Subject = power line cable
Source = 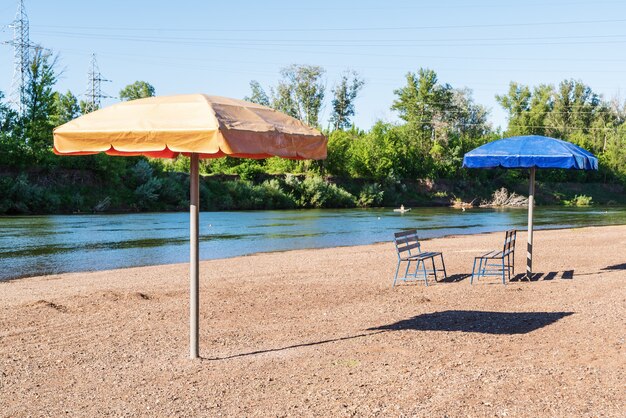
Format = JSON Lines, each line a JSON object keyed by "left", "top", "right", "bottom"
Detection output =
{"left": 30, "top": 17, "right": 626, "bottom": 33}
{"left": 30, "top": 29, "right": 626, "bottom": 46}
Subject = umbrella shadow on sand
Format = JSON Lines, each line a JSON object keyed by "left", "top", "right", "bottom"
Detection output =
{"left": 571, "top": 264, "right": 625, "bottom": 278}
{"left": 603, "top": 263, "right": 626, "bottom": 271}
{"left": 204, "top": 331, "right": 386, "bottom": 361}
{"left": 206, "top": 310, "right": 573, "bottom": 361}
{"left": 368, "top": 310, "right": 574, "bottom": 335}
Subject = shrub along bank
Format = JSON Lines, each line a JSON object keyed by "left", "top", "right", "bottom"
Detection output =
{"left": 1, "top": 159, "right": 624, "bottom": 215}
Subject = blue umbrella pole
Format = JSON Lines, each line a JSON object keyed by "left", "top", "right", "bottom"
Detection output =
{"left": 190, "top": 153, "right": 200, "bottom": 359}
{"left": 526, "top": 167, "right": 536, "bottom": 279}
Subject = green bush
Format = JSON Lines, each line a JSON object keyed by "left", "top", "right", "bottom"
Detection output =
{"left": 257, "top": 179, "right": 297, "bottom": 209}
{"left": 159, "top": 175, "right": 186, "bottom": 209}
{"left": 563, "top": 194, "right": 593, "bottom": 207}
{"left": 0, "top": 173, "right": 62, "bottom": 214}
{"left": 298, "top": 176, "right": 355, "bottom": 208}
{"left": 234, "top": 161, "right": 265, "bottom": 182}
{"left": 326, "top": 130, "right": 359, "bottom": 176}
{"left": 357, "top": 183, "right": 384, "bottom": 207}
{"left": 264, "top": 157, "right": 297, "bottom": 174}
{"left": 132, "top": 159, "right": 154, "bottom": 184}
{"left": 134, "top": 177, "right": 162, "bottom": 209}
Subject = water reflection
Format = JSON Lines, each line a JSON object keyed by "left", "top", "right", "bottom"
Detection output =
{"left": 1, "top": 207, "right": 625, "bottom": 281}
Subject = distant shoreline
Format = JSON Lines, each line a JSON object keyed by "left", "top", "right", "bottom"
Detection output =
{"left": 1, "top": 202, "right": 624, "bottom": 217}
{"left": 3, "top": 222, "right": 626, "bottom": 283}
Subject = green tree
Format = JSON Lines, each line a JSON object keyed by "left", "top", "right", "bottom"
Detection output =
{"left": 391, "top": 68, "right": 454, "bottom": 152}
{"left": 391, "top": 69, "right": 453, "bottom": 124}
{"left": 119, "top": 81, "right": 156, "bottom": 101}
{"left": 272, "top": 64, "right": 326, "bottom": 127}
{"left": 0, "top": 90, "right": 25, "bottom": 167}
{"left": 350, "top": 121, "right": 413, "bottom": 180}
{"left": 329, "top": 70, "right": 364, "bottom": 130}
{"left": 22, "top": 47, "right": 58, "bottom": 150}
{"left": 0, "top": 91, "right": 17, "bottom": 133}
{"left": 79, "top": 99, "right": 95, "bottom": 115}
{"left": 325, "top": 129, "right": 359, "bottom": 176}
{"left": 51, "top": 90, "right": 80, "bottom": 126}
{"left": 244, "top": 80, "right": 270, "bottom": 106}
{"left": 495, "top": 82, "right": 533, "bottom": 136}
{"left": 438, "top": 88, "right": 490, "bottom": 143}
{"left": 270, "top": 82, "right": 299, "bottom": 119}
{"left": 525, "top": 84, "right": 553, "bottom": 136}
{"left": 496, "top": 79, "right": 626, "bottom": 186}
{"left": 600, "top": 124, "right": 626, "bottom": 182}
{"left": 546, "top": 79, "right": 600, "bottom": 138}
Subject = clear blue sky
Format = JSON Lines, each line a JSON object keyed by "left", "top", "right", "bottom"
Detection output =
{"left": 1, "top": 0, "right": 625, "bottom": 130}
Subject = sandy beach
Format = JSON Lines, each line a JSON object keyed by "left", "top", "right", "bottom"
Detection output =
{"left": 1, "top": 225, "right": 624, "bottom": 417}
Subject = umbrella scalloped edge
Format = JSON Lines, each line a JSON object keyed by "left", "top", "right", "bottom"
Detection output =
{"left": 52, "top": 145, "right": 307, "bottom": 160}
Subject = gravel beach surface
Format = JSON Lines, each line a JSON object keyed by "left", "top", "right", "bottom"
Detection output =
{"left": 1, "top": 225, "right": 624, "bottom": 417}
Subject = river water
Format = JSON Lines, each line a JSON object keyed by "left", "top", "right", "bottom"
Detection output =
{"left": 1, "top": 206, "right": 625, "bottom": 281}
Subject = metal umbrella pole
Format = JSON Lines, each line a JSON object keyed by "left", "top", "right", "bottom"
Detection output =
{"left": 526, "top": 167, "right": 536, "bottom": 279}
{"left": 190, "top": 153, "right": 200, "bottom": 359}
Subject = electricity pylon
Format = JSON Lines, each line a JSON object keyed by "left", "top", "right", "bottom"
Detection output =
{"left": 83, "top": 53, "right": 111, "bottom": 113}
{"left": 5, "top": 0, "right": 37, "bottom": 115}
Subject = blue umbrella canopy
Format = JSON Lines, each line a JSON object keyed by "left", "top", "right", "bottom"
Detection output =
{"left": 462, "top": 135, "right": 598, "bottom": 170}
{"left": 462, "top": 135, "right": 598, "bottom": 281}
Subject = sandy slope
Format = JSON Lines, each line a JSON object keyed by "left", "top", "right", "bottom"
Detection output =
{"left": 1, "top": 225, "right": 625, "bottom": 417}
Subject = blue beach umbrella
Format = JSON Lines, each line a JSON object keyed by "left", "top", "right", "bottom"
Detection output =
{"left": 463, "top": 135, "right": 598, "bottom": 278}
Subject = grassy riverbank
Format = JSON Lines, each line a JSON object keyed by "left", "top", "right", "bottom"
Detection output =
{"left": 1, "top": 161, "right": 624, "bottom": 215}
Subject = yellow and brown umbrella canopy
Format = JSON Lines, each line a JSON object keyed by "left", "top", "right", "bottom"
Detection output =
{"left": 54, "top": 94, "right": 326, "bottom": 160}
{"left": 53, "top": 94, "right": 326, "bottom": 359}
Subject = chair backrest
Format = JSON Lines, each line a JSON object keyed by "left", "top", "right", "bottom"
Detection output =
{"left": 502, "top": 229, "right": 516, "bottom": 256}
{"left": 394, "top": 229, "right": 422, "bottom": 258}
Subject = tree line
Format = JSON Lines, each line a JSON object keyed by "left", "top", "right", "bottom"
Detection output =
{"left": 0, "top": 49, "right": 625, "bottom": 214}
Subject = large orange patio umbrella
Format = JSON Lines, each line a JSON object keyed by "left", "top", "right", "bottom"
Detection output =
{"left": 53, "top": 94, "right": 327, "bottom": 359}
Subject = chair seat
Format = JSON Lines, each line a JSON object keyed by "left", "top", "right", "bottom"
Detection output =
{"left": 402, "top": 251, "right": 441, "bottom": 261}
{"left": 475, "top": 250, "right": 503, "bottom": 259}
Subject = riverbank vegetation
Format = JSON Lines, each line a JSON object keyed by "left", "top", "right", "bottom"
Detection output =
{"left": 1, "top": 48, "right": 625, "bottom": 214}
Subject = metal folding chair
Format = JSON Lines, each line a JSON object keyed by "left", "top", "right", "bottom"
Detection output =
{"left": 471, "top": 229, "right": 517, "bottom": 285}
{"left": 393, "top": 230, "right": 447, "bottom": 287}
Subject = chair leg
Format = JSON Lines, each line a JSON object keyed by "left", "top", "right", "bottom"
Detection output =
{"left": 421, "top": 260, "right": 429, "bottom": 286}
{"left": 393, "top": 259, "right": 401, "bottom": 287}
{"left": 506, "top": 253, "right": 512, "bottom": 282}
{"left": 478, "top": 257, "right": 485, "bottom": 280}
{"left": 506, "top": 260, "right": 511, "bottom": 282}
{"left": 473, "top": 258, "right": 483, "bottom": 284}
{"left": 480, "top": 257, "right": 487, "bottom": 278}
{"left": 412, "top": 260, "right": 421, "bottom": 279}
{"left": 404, "top": 259, "right": 411, "bottom": 280}
{"left": 471, "top": 257, "right": 477, "bottom": 284}
{"left": 431, "top": 257, "right": 438, "bottom": 282}
{"left": 440, "top": 254, "right": 448, "bottom": 279}
{"left": 512, "top": 252, "right": 515, "bottom": 276}
{"left": 501, "top": 257, "right": 506, "bottom": 285}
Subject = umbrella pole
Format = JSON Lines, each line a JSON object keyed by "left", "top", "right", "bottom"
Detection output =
{"left": 190, "top": 153, "right": 200, "bottom": 359}
{"left": 526, "top": 167, "right": 536, "bottom": 280}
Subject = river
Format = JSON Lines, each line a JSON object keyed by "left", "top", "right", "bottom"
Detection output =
{"left": 1, "top": 206, "right": 625, "bottom": 281}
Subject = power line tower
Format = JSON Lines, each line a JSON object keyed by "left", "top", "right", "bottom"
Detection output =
{"left": 83, "top": 53, "right": 111, "bottom": 113}
{"left": 5, "top": 0, "right": 37, "bottom": 115}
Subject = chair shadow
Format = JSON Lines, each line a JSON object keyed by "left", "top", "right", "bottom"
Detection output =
{"left": 438, "top": 273, "right": 471, "bottom": 283}
{"left": 368, "top": 310, "right": 574, "bottom": 335}
{"left": 509, "top": 270, "right": 574, "bottom": 282}
{"left": 603, "top": 263, "right": 626, "bottom": 271}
